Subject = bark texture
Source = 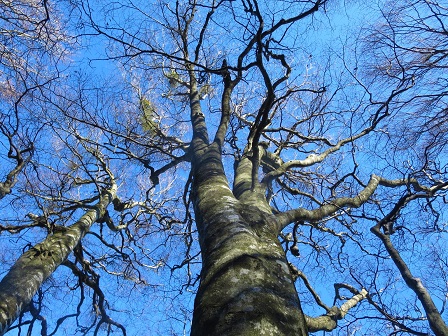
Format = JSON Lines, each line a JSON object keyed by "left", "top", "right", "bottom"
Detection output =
{"left": 0, "top": 187, "right": 115, "bottom": 335}
{"left": 190, "top": 145, "right": 308, "bottom": 336}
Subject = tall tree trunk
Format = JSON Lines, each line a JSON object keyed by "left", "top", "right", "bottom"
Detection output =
{"left": 0, "top": 186, "right": 116, "bottom": 335}
{"left": 190, "top": 145, "right": 308, "bottom": 335}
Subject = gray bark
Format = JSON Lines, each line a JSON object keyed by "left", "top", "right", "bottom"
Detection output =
{"left": 0, "top": 186, "right": 116, "bottom": 335}
{"left": 371, "top": 225, "right": 448, "bottom": 336}
{"left": 0, "top": 158, "right": 28, "bottom": 200}
{"left": 190, "top": 144, "right": 308, "bottom": 335}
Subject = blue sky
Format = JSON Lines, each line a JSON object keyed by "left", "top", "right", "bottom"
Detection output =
{"left": 2, "top": 0, "right": 448, "bottom": 335}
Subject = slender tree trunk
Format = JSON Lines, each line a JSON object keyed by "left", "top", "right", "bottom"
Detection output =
{"left": 372, "top": 225, "right": 448, "bottom": 336}
{"left": 190, "top": 145, "right": 308, "bottom": 335}
{"left": 0, "top": 187, "right": 115, "bottom": 335}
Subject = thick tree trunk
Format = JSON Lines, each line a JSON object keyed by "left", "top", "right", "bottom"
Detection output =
{"left": 0, "top": 187, "right": 115, "bottom": 335}
{"left": 190, "top": 145, "right": 308, "bottom": 335}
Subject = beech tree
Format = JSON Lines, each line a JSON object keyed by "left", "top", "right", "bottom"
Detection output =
{"left": 0, "top": 0, "right": 67, "bottom": 198}
{"left": 0, "top": 0, "right": 447, "bottom": 335}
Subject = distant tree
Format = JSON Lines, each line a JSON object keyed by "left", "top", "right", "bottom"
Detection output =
{"left": 0, "top": 0, "right": 69, "bottom": 198}
{"left": 0, "top": 1, "right": 447, "bottom": 335}
{"left": 0, "top": 145, "right": 119, "bottom": 334}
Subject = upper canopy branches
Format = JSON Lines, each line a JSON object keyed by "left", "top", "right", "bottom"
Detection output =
{"left": 2, "top": 0, "right": 447, "bottom": 334}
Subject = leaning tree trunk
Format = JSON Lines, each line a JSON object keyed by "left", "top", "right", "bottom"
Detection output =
{"left": 0, "top": 186, "right": 116, "bottom": 335}
{"left": 190, "top": 144, "right": 308, "bottom": 336}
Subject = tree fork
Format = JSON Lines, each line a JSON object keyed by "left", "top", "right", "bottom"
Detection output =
{"left": 190, "top": 146, "right": 308, "bottom": 335}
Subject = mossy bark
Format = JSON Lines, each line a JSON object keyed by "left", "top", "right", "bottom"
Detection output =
{"left": 190, "top": 145, "right": 308, "bottom": 335}
{"left": 0, "top": 187, "right": 115, "bottom": 335}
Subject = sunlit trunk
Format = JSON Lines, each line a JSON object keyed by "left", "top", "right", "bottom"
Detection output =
{"left": 0, "top": 187, "right": 115, "bottom": 335}
{"left": 190, "top": 145, "right": 308, "bottom": 336}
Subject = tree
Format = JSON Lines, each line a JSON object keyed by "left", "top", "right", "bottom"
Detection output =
{"left": 0, "top": 0, "right": 68, "bottom": 199}
{"left": 0, "top": 0, "right": 447, "bottom": 335}
{"left": 0, "top": 151, "right": 118, "bottom": 334}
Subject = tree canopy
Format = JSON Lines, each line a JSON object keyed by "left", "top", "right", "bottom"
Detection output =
{"left": 0, "top": 0, "right": 447, "bottom": 335}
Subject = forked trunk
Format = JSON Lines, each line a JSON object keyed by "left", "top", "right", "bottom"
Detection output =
{"left": 190, "top": 146, "right": 308, "bottom": 335}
